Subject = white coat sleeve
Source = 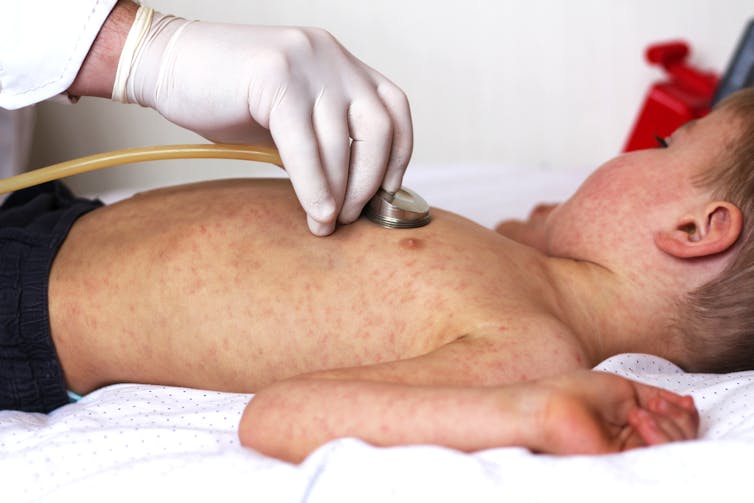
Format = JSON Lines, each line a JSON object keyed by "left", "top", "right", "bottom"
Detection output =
{"left": 0, "top": 0, "right": 118, "bottom": 110}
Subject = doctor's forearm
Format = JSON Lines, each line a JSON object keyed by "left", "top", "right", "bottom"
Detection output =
{"left": 67, "top": 0, "right": 137, "bottom": 99}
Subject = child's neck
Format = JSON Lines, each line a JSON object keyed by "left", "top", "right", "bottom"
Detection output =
{"left": 540, "top": 254, "right": 683, "bottom": 367}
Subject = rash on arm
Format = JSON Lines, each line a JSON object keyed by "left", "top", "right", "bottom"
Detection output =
{"left": 238, "top": 345, "right": 699, "bottom": 463}
{"left": 239, "top": 378, "right": 536, "bottom": 463}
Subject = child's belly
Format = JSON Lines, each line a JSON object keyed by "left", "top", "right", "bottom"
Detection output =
{"left": 50, "top": 179, "right": 547, "bottom": 392}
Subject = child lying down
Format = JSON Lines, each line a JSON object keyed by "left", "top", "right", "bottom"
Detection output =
{"left": 6, "top": 88, "right": 754, "bottom": 463}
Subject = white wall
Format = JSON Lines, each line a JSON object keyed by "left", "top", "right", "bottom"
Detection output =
{"left": 29, "top": 0, "right": 754, "bottom": 195}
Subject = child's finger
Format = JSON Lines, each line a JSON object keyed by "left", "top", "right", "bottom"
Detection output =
{"left": 628, "top": 408, "right": 682, "bottom": 446}
{"left": 628, "top": 408, "right": 665, "bottom": 445}
{"left": 619, "top": 427, "right": 647, "bottom": 451}
{"left": 648, "top": 396, "right": 699, "bottom": 440}
{"left": 634, "top": 385, "right": 698, "bottom": 423}
{"left": 647, "top": 404, "right": 688, "bottom": 442}
{"left": 658, "top": 389, "right": 697, "bottom": 414}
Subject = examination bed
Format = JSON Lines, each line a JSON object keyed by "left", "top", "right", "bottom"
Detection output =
{"left": 2, "top": 161, "right": 751, "bottom": 501}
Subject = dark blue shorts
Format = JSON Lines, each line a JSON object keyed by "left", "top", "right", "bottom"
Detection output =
{"left": 0, "top": 182, "right": 102, "bottom": 413}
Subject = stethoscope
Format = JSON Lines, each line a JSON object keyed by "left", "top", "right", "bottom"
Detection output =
{"left": 0, "top": 143, "right": 432, "bottom": 230}
{"left": 363, "top": 187, "right": 431, "bottom": 229}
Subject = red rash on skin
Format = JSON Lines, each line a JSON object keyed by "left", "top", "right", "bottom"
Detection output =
{"left": 49, "top": 178, "right": 591, "bottom": 395}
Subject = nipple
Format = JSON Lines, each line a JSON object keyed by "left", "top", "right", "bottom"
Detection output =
{"left": 399, "top": 237, "right": 423, "bottom": 250}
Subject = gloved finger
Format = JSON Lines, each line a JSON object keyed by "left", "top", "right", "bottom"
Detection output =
{"left": 306, "top": 214, "right": 334, "bottom": 237}
{"left": 269, "top": 99, "right": 336, "bottom": 235}
{"left": 312, "top": 94, "right": 351, "bottom": 216}
{"left": 374, "top": 79, "right": 413, "bottom": 193}
{"left": 339, "top": 97, "right": 393, "bottom": 224}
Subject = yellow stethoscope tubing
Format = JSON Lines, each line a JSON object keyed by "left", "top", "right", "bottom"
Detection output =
{"left": 0, "top": 144, "right": 284, "bottom": 194}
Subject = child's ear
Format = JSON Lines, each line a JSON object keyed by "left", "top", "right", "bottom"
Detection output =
{"left": 654, "top": 202, "right": 743, "bottom": 259}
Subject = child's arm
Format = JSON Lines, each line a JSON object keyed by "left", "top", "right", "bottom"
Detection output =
{"left": 239, "top": 369, "right": 698, "bottom": 463}
{"left": 495, "top": 203, "right": 558, "bottom": 251}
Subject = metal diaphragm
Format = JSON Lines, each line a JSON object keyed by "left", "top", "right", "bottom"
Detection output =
{"left": 363, "top": 187, "right": 432, "bottom": 229}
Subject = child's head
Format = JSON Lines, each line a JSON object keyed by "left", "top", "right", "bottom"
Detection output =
{"left": 539, "top": 93, "right": 740, "bottom": 281}
{"left": 675, "top": 87, "right": 754, "bottom": 372}
{"left": 496, "top": 88, "right": 754, "bottom": 373}
{"left": 529, "top": 87, "right": 754, "bottom": 372}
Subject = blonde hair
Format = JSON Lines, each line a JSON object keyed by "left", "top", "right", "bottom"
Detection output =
{"left": 679, "top": 87, "right": 754, "bottom": 372}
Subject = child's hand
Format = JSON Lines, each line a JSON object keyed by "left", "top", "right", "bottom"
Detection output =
{"left": 495, "top": 203, "right": 558, "bottom": 252}
{"left": 524, "top": 370, "right": 699, "bottom": 455}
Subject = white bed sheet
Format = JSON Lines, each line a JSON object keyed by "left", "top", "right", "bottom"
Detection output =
{"left": 3, "top": 354, "right": 753, "bottom": 501}
{"left": 2, "top": 163, "right": 751, "bottom": 501}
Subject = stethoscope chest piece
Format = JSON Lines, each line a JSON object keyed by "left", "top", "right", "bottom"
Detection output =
{"left": 364, "top": 186, "right": 431, "bottom": 229}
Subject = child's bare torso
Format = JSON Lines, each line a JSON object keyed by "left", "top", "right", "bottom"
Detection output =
{"left": 49, "top": 179, "right": 588, "bottom": 394}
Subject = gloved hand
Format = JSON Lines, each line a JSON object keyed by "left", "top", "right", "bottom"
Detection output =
{"left": 115, "top": 8, "right": 413, "bottom": 236}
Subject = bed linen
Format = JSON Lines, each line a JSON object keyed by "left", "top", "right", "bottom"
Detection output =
{"left": 3, "top": 354, "right": 753, "bottom": 501}
{"left": 2, "top": 162, "right": 751, "bottom": 501}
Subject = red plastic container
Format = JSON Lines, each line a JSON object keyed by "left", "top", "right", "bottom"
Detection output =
{"left": 623, "top": 41, "right": 718, "bottom": 152}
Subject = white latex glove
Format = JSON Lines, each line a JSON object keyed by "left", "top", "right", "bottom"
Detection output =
{"left": 118, "top": 10, "right": 413, "bottom": 236}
